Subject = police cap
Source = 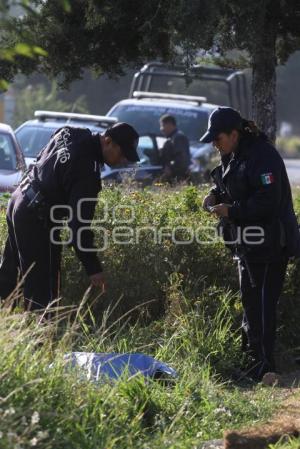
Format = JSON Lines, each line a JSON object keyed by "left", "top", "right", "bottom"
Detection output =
{"left": 105, "top": 122, "right": 140, "bottom": 162}
{"left": 200, "top": 107, "right": 243, "bottom": 143}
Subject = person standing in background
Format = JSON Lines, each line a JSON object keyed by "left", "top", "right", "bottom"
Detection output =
{"left": 159, "top": 114, "right": 191, "bottom": 183}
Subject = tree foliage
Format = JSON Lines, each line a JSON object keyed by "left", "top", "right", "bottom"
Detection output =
{"left": 1, "top": 1, "right": 169, "bottom": 86}
{"left": 0, "top": 0, "right": 220, "bottom": 86}
{"left": 216, "top": 0, "right": 300, "bottom": 60}
{"left": 0, "top": 1, "right": 48, "bottom": 89}
{"left": 1, "top": 0, "right": 300, "bottom": 137}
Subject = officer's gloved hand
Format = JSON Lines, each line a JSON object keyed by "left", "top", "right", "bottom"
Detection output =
{"left": 89, "top": 272, "right": 107, "bottom": 293}
{"left": 202, "top": 194, "right": 217, "bottom": 212}
{"left": 210, "top": 203, "right": 231, "bottom": 218}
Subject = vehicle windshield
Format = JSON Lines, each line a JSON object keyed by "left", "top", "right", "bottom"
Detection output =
{"left": 0, "top": 132, "right": 17, "bottom": 170}
{"left": 16, "top": 126, "right": 56, "bottom": 158}
{"left": 109, "top": 104, "right": 209, "bottom": 141}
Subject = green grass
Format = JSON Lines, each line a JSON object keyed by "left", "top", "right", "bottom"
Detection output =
{"left": 0, "top": 296, "right": 277, "bottom": 449}
{"left": 277, "top": 136, "right": 300, "bottom": 158}
{"left": 269, "top": 438, "right": 300, "bottom": 449}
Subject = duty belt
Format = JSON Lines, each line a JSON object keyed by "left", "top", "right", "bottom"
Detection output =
{"left": 21, "top": 182, "right": 49, "bottom": 222}
{"left": 21, "top": 182, "right": 42, "bottom": 207}
{"left": 22, "top": 185, "right": 39, "bottom": 203}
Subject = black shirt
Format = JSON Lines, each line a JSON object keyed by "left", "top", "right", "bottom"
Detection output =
{"left": 161, "top": 129, "right": 191, "bottom": 177}
{"left": 210, "top": 134, "right": 300, "bottom": 261}
{"left": 26, "top": 126, "right": 103, "bottom": 275}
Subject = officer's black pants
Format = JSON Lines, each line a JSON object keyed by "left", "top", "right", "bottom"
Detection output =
{"left": 238, "top": 256, "right": 288, "bottom": 377}
{"left": 0, "top": 187, "right": 61, "bottom": 311}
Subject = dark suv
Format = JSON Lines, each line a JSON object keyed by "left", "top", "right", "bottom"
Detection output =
{"left": 107, "top": 91, "right": 219, "bottom": 176}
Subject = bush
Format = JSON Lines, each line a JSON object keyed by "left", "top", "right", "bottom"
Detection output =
{"left": 0, "top": 185, "right": 300, "bottom": 347}
{"left": 276, "top": 136, "right": 300, "bottom": 157}
{"left": 59, "top": 185, "right": 238, "bottom": 321}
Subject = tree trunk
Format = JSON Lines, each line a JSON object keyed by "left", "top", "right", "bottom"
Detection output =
{"left": 251, "top": 18, "right": 277, "bottom": 143}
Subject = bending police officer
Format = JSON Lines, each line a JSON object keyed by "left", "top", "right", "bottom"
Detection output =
{"left": 201, "top": 107, "right": 300, "bottom": 381}
{"left": 0, "top": 122, "right": 139, "bottom": 311}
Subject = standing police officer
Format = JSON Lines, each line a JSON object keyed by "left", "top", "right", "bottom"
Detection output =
{"left": 159, "top": 114, "right": 191, "bottom": 182}
{"left": 201, "top": 107, "right": 300, "bottom": 381}
{"left": 0, "top": 122, "right": 139, "bottom": 311}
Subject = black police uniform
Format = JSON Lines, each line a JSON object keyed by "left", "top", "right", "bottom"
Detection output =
{"left": 0, "top": 126, "right": 103, "bottom": 310}
{"left": 210, "top": 133, "right": 300, "bottom": 379}
{"left": 161, "top": 129, "right": 191, "bottom": 181}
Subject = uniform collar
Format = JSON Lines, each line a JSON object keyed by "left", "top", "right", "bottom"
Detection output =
{"left": 234, "top": 135, "right": 256, "bottom": 160}
{"left": 222, "top": 148, "right": 244, "bottom": 179}
{"left": 211, "top": 138, "right": 250, "bottom": 179}
{"left": 167, "top": 128, "right": 178, "bottom": 138}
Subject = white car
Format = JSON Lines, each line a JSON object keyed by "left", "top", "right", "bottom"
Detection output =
{"left": 15, "top": 111, "right": 117, "bottom": 168}
{"left": 0, "top": 123, "right": 26, "bottom": 193}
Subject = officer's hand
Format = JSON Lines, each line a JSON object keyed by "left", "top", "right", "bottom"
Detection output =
{"left": 202, "top": 194, "right": 217, "bottom": 212}
{"left": 161, "top": 166, "right": 172, "bottom": 181}
{"left": 210, "top": 203, "right": 230, "bottom": 218}
{"left": 89, "top": 272, "right": 107, "bottom": 293}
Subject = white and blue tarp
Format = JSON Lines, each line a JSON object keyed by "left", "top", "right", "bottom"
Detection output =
{"left": 63, "top": 352, "right": 178, "bottom": 382}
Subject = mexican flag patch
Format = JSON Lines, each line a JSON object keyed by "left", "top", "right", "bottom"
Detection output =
{"left": 261, "top": 173, "right": 274, "bottom": 185}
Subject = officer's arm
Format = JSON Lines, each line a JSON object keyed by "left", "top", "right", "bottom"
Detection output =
{"left": 209, "top": 167, "right": 223, "bottom": 204}
{"left": 228, "top": 148, "right": 283, "bottom": 221}
{"left": 66, "top": 157, "right": 102, "bottom": 276}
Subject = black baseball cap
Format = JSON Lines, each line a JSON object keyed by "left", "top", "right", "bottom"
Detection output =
{"left": 105, "top": 122, "right": 140, "bottom": 162}
{"left": 200, "top": 107, "right": 243, "bottom": 143}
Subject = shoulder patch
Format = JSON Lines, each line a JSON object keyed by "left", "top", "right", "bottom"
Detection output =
{"left": 261, "top": 173, "right": 274, "bottom": 185}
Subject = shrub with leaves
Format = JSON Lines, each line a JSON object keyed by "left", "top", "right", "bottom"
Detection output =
{"left": 0, "top": 184, "right": 299, "bottom": 346}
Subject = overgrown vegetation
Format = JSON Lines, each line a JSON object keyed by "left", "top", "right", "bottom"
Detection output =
{"left": 13, "top": 81, "right": 88, "bottom": 128}
{"left": 277, "top": 136, "right": 300, "bottom": 158}
{"left": 270, "top": 437, "right": 300, "bottom": 449}
{"left": 0, "top": 292, "right": 277, "bottom": 449}
{"left": 0, "top": 184, "right": 299, "bottom": 448}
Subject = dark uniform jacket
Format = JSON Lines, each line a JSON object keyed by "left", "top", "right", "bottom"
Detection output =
{"left": 210, "top": 134, "right": 300, "bottom": 262}
{"left": 161, "top": 129, "right": 191, "bottom": 179}
{"left": 22, "top": 126, "right": 103, "bottom": 275}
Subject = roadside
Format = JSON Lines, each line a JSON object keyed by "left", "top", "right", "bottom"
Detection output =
{"left": 202, "top": 371, "right": 300, "bottom": 449}
{"left": 284, "top": 158, "right": 300, "bottom": 185}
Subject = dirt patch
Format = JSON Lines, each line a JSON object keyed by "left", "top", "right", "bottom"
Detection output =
{"left": 224, "top": 375, "right": 300, "bottom": 449}
{"left": 224, "top": 419, "right": 299, "bottom": 449}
